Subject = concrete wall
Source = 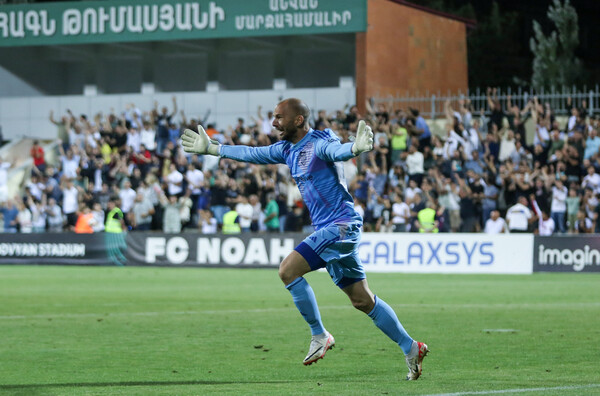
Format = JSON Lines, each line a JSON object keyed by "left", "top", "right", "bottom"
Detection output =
{"left": 0, "top": 66, "right": 43, "bottom": 97}
{"left": 0, "top": 87, "right": 355, "bottom": 140}
{"left": 357, "top": 0, "right": 468, "bottom": 112}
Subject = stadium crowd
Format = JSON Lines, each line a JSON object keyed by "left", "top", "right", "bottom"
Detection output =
{"left": 1, "top": 88, "right": 599, "bottom": 235}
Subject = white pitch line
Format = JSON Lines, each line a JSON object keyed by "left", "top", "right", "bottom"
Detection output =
{"left": 1, "top": 301, "right": 599, "bottom": 321}
{"left": 24, "top": 301, "right": 600, "bottom": 310}
{"left": 423, "top": 383, "right": 600, "bottom": 396}
{"left": 0, "top": 305, "right": 352, "bottom": 320}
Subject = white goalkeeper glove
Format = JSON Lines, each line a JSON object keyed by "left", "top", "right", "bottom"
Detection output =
{"left": 352, "top": 120, "right": 374, "bottom": 155}
{"left": 181, "top": 126, "right": 221, "bottom": 156}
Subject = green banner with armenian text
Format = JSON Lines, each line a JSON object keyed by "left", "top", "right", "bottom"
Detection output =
{"left": 0, "top": 0, "right": 367, "bottom": 47}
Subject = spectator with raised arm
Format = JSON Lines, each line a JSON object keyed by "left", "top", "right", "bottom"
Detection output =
{"left": 486, "top": 87, "right": 505, "bottom": 132}
{"left": 506, "top": 196, "right": 533, "bottom": 233}
{"left": 30, "top": 140, "right": 46, "bottom": 175}
{"left": 49, "top": 110, "right": 71, "bottom": 148}
{"left": 0, "top": 156, "right": 16, "bottom": 204}
{"left": 16, "top": 198, "right": 33, "bottom": 233}
{"left": 159, "top": 191, "right": 183, "bottom": 234}
{"left": 153, "top": 96, "right": 178, "bottom": 154}
{"left": 22, "top": 96, "right": 595, "bottom": 236}
{"left": 531, "top": 194, "right": 555, "bottom": 236}
{"left": 131, "top": 191, "right": 154, "bottom": 231}
{"left": 28, "top": 194, "right": 47, "bottom": 233}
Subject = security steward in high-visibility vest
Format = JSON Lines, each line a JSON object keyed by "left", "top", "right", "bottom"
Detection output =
{"left": 105, "top": 200, "right": 126, "bottom": 233}
{"left": 416, "top": 202, "right": 439, "bottom": 233}
{"left": 222, "top": 205, "right": 241, "bottom": 234}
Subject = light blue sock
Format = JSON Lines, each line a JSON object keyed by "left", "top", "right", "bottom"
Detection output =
{"left": 367, "top": 296, "right": 414, "bottom": 354}
{"left": 286, "top": 277, "right": 326, "bottom": 336}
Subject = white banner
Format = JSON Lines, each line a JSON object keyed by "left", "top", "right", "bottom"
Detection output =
{"left": 358, "top": 233, "right": 533, "bottom": 274}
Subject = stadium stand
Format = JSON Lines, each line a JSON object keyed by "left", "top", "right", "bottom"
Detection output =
{"left": 1, "top": 91, "right": 599, "bottom": 235}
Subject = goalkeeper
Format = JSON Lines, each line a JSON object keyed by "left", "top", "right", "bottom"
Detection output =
{"left": 181, "top": 98, "right": 428, "bottom": 380}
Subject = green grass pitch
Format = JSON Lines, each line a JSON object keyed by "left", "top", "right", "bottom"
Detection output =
{"left": 1, "top": 266, "right": 599, "bottom": 395}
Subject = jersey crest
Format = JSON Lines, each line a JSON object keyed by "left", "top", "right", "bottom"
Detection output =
{"left": 297, "top": 142, "right": 314, "bottom": 172}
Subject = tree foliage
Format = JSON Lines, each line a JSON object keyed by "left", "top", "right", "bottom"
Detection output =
{"left": 413, "top": 1, "right": 523, "bottom": 89}
{"left": 530, "top": 0, "right": 583, "bottom": 89}
{"left": 466, "top": 2, "right": 523, "bottom": 89}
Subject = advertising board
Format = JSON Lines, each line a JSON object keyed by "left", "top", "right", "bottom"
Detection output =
{"left": 533, "top": 236, "right": 600, "bottom": 273}
{"left": 359, "top": 233, "right": 534, "bottom": 274}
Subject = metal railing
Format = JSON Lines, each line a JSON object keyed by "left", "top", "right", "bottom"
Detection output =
{"left": 372, "top": 85, "right": 600, "bottom": 119}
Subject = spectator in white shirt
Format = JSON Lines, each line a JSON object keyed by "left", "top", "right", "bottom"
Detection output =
{"left": 249, "top": 194, "right": 262, "bottom": 232}
{"left": 550, "top": 179, "right": 567, "bottom": 233}
{"left": 354, "top": 197, "right": 365, "bottom": 219}
{"left": 506, "top": 196, "right": 532, "bottom": 233}
{"left": 582, "top": 166, "right": 600, "bottom": 195}
{"left": 391, "top": 194, "right": 410, "bottom": 232}
{"left": 467, "top": 119, "right": 481, "bottom": 151}
{"left": 61, "top": 178, "right": 81, "bottom": 230}
{"left": 457, "top": 124, "right": 474, "bottom": 160}
{"left": 91, "top": 202, "right": 105, "bottom": 232}
{"left": 235, "top": 195, "right": 254, "bottom": 232}
{"left": 437, "top": 179, "right": 461, "bottom": 232}
{"left": 131, "top": 192, "right": 154, "bottom": 231}
{"left": 532, "top": 198, "right": 555, "bottom": 236}
{"left": 442, "top": 124, "right": 465, "bottom": 160}
{"left": 534, "top": 119, "right": 550, "bottom": 147}
{"left": 166, "top": 163, "right": 184, "bottom": 196}
{"left": 16, "top": 199, "right": 33, "bottom": 233}
{"left": 45, "top": 197, "right": 63, "bottom": 232}
{"left": 484, "top": 210, "right": 508, "bottom": 234}
{"left": 58, "top": 146, "right": 81, "bottom": 180}
{"left": 0, "top": 157, "right": 14, "bottom": 204}
{"left": 126, "top": 127, "right": 141, "bottom": 153}
{"left": 25, "top": 175, "right": 45, "bottom": 202}
{"left": 567, "top": 107, "right": 578, "bottom": 132}
{"left": 199, "top": 209, "right": 218, "bottom": 234}
{"left": 256, "top": 105, "right": 275, "bottom": 137}
{"left": 118, "top": 180, "right": 137, "bottom": 216}
{"left": 185, "top": 163, "right": 204, "bottom": 214}
{"left": 406, "top": 144, "right": 424, "bottom": 186}
{"left": 404, "top": 179, "right": 422, "bottom": 203}
{"left": 499, "top": 129, "right": 517, "bottom": 162}
{"left": 27, "top": 195, "right": 47, "bottom": 233}
{"left": 140, "top": 120, "right": 156, "bottom": 151}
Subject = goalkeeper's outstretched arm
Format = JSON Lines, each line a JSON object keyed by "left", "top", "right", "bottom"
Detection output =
{"left": 312, "top": 120, "right": 375, "bottom": 163}
{"left": 181, "top": 126, "right": 285, "bottom": 164}
{"left": 181, "top": 126, "right": 221, "bottom": 156}
{"left": 352, "top": 120, "right": 374, "bottom": 156}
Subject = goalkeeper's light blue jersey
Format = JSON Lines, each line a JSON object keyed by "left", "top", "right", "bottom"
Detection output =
{"left": 220, "top": 128, "right": 362, "bottom": 230}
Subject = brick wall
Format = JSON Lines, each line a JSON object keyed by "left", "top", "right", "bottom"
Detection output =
{"left": 357, "top": 0, "right": 468, "bottom": 113}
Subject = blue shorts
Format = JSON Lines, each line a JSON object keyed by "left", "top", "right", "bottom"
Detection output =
{"left": 295, "top": 221, "right": 365, "bottom": 289}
